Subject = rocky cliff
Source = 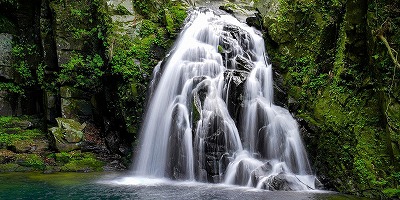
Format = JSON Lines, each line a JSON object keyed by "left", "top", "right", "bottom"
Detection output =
{"left": 256, "top": 0, "right": 400, "bottom": 198}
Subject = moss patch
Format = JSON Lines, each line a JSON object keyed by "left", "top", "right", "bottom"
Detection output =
{"left": 48, "top": 151, "right": 104, "bottom": 172}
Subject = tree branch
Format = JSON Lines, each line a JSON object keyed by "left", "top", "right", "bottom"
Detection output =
{"left": 378, "top": 34, "right": 400, "bottom": 69}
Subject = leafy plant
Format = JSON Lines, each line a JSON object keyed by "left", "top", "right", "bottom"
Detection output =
{"left": 57, "top": 54, "right": 104, "bottom": 91}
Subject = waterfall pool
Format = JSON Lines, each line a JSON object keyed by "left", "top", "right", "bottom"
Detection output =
{"left": 0, "top": 172, "right": 367, "bottom": 200}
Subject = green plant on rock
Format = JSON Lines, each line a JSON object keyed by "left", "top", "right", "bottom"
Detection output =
{"left": 57, "top": 53, "right": 104, "bottom": 91}
{"left": 11, "top": 43, "right": 41, "bottom": 88}
{"left": 105, "top": 0, "right": 187, "bottom": 137}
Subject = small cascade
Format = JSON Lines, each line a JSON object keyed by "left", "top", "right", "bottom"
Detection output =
{"left": 134, "top": 8, "right": 317, "bottom": 190}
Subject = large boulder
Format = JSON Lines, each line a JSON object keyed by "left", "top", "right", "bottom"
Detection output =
{"left": 49, "top": 118, "right": 86, "bottom": 152}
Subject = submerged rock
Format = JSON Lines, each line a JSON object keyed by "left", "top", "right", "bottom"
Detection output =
{"left": 263, "top": 174, "right": 315, "bottom": 191}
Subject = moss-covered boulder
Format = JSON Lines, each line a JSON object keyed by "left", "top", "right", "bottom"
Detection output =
{"left": 49, "top": 118, "right": 86, "bottom": 152}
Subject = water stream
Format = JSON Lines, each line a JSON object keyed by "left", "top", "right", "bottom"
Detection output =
{"left": 134, "top": 8, "right": 316, "bottom": 190}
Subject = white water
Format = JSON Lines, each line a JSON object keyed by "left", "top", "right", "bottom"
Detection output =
{"left": 134, "top": 8, "right": 316, "bottom": 190}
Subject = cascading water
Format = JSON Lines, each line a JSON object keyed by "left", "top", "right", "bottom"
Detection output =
{"left": 134, "top": 8, "right": 317, "bottom": 190}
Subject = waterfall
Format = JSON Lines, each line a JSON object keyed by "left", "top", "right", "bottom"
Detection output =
{"left": 134, "top": 8, "right": 316, "bottom": 190}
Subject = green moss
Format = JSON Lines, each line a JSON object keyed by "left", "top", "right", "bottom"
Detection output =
{"left": 50, "top": 151, "right": 104, "bottom": 172}
{"left": 15, "top": 154, "right": 45, "bottom": 170}
{"left": 333, "top": 20, "right": 347, "bottom": 83}
{"left": 60, "top": 157, "right": 103, "bottom": 172}
{"left": 218, "top": 45, "right": 223, "bottom": 53}
{"left": 0, "top": 116, "right": 44, "bottom": 148}
{"left": 0, "top": 163, "right": 20, "bottom": 172}
{"left": 261, "top": 1, "right": 400, "bottom": 197}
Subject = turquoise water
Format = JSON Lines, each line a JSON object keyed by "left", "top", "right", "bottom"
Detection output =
{"left": 0, "top": 172, "right": 367, "bottom": 200}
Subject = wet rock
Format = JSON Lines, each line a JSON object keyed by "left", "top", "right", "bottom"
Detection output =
{"left": 251, "top": 162, "right": 273, "bottom": 183}
{"left": 265, "top": 174, "right": 310, "bottom": 191}
{"left": 230, "top": 160, "right": 252, "bottom": 185}
{"left": 273, "top": 71, "right": 287, "bottom": 108}
{"left": 246, "top": 16, "right": 262, "bottom": 30}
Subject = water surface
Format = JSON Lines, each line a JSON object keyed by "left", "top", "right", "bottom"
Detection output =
{"left": 0, "top": 172, "right": 367, "bottom": 200}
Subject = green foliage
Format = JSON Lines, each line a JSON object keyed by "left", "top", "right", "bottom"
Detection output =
{"left": 0, "top": 82, "right": 23, "bottom": 95}
{"left": 11, "top": 43, "right": 40, "bottom": 88}
{"left": 383, "top": 188, "right": 400, "bottom": 199}
{"left": 57, "top": 54, "right": 104, "bottom": 91}
{"left": 0, "top": 0, "right": 18, "bottom": 6}
{"left": 132, "top": 0, "right": 159, "bottom": 18}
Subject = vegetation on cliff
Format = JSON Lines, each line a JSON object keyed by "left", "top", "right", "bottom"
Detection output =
{"left": 0, "top": 0, "right": 187, "bottom": 173}
{"left": 256, "top": 0, "right": 400, "bottom": 198}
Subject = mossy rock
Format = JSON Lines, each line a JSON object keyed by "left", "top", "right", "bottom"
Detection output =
{"left": 0, "top": 115, "right": 41, "bottom": 129}
{"left": 61, "top": 98, "right": 93, "bottom": 120}
{"left": 14, "top": 154, "right": 45, "bottom": 170}
{"left": 11, "top": 138, "right": 49, "bottom": 153}
{"left": 56, "top": 118, "right": 85, "bottom": 143}
{"left": 0, "top": 122, "right": 46, "bottom": 151}
{"left": 49, "top": 118, "right": 86, "bottom": 152}
{"left": 49, "top": 127, "right": 80, "bottom": 152}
